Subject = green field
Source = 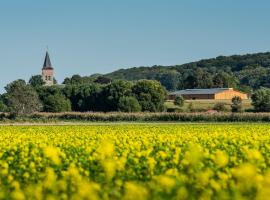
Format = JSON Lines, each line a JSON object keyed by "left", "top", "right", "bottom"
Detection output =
{"left": 165, "top": 99, "right": 253, "bottom": 111}
{"left": 0, "top": 124, "right": 269, "bottom": 199}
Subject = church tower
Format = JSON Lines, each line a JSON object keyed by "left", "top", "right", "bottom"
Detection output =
{"left": 42, "top": 51, "right": 54, "bottom": 86}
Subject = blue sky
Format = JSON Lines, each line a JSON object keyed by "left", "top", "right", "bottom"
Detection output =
{"left": 1, "top": 0, "right": 270, "bottom": 93}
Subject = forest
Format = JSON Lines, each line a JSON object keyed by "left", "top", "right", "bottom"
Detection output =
{"left": 105, "top": 52, "right": 270, "bottom": 93}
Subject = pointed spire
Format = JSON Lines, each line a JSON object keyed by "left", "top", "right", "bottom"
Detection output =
{"left": 43, "top": 51, "right": 53, "bottom": 69}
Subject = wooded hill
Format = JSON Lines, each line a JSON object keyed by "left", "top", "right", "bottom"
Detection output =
{"left": 104, "top": 52, "right": 270, "bottom": 93}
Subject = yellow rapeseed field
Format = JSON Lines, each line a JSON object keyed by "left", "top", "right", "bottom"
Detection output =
{"left": 0, "top": 124, "right": 270, "bottom": 199}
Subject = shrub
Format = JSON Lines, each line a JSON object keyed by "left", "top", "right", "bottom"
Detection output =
{"left": 231, "top": 96, "right": 243, "bottom": 113}
{"left": 188, "top": 102, "right": 195, "bottom": 112}
{"left": 213, "top": 102, "right": 227, "bottom": 112}
{"left": 166, "top": 107, "right": 183, "bottom": 113}
{"left": 174, "top": 95, "right": 185, "bottom": 107}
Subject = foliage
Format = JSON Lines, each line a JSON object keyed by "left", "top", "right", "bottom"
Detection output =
{"left": 43, "top": 94, "right": 71, "bottom": 113}
{"left": 104, "top": 80, "right": 133, "bottom": 111}
{"left": 29, "top": 75, "right": 45, "bottom": 87}
{"left": 94, "top": 76, "right": 112, "bottom": 84}
{"left": 36, "top": 86, "right": 70, "bottom": 112}
{"left": 5, "top": 80, "right": 42, "bottom": 115}
{"left": 63, "top": 83, "right": 103, "bottom": 112}
{"left": 251, "top": 88, "right": 270, "bottom": 112}
{"left": 213, "top": 102, "right": 227, "bottom": 112}
{"left": 4, "top": 112, "right": 270, "bottom": 122}
{"left": 0, "top": 124, "right": 269, "bottom": 199}
{"left": 0, "top": 95, "right": 8, "bottom": 112}
{"left": 0, "top": 101, "right": 8, "bottom": 112}
{"left": 155, "top": 71, "right": 181, "bottom": 91}
{"left": 132, "top": 80, "right": 167, "bottom": 112}
{"left": 63, "top": 74, "right": 101, "bottom": 85}
{"left": 174, "top": 95, "right": 185, "bottom": 107}
{"left": 231, "top": 96, "right": 243, "bottom": 113}
{"left": 105, "top": 52, "right": 270, "bottom": 91}
{"left": 187, "top": 102, "right": 195, "bottom": 112}
{"left": 33, "top": 80, "right": 167, "bottom": 113}
{"left": 118, "top": 96, "right": 141, "bottom": 112}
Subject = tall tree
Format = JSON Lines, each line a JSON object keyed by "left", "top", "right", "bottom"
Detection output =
{"left": 132, "top": 80, "right": 167, "bottom": 112}
{"left": 5, "top": 80, "right": 42, "bottom": 115}
{"left": 251, "top": 88, "right": 270, "bottom": 112}
{"left": 104, "top": 80, "right": 133, "bottom": 111}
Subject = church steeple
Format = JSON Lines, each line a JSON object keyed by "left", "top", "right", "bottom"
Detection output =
{"left": 41, "top": 51, "right": 55, "bottom": 86}
{"left": 43, "top": 51, "right": 53, "bottom": 69}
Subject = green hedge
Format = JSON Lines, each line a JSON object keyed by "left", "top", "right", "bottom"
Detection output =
{"left": 2, "top": 112, "right": 270, "bottom": 122}
{"left": 11, "top": 112, "right": 270, "bottom": 122}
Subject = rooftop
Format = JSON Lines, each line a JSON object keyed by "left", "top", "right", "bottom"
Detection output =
{"left": 169, "top": 88, "right": 233, "bottom": 95}
{"left": 43, "top": 51, "right": 53, "bottom": 69}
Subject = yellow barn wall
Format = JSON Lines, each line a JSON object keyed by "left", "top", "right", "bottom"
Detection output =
{"left": 214, "top": 90, "right": 248, "bottom": 100}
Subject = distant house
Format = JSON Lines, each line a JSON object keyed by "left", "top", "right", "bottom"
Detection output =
{"left": 168, "top": 88, "right": 248, "bottom": 100}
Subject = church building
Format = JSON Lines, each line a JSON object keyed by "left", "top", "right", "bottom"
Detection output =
{"left": 42, "top": 51, "right": 54, "bottom": 86}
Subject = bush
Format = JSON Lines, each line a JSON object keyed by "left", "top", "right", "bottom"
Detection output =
{"left": 251, "top": 88, "right": 270, "bottom": 112}
{"left": 25, "top": 112, "right": 270, "bottom": 122}
{"left": 213, "top": 102, "right": 227, "bottom": 112}
{"left": 174, "top": 95, "right": 185, "bottom": 107}
{"left": 166, "top": 108, "right": 183, "bottom": 113}
{"left": 231, "top": 96, "right": 243, "bottom": 113}
{"left": 188, "top": 103, "right": 195, "bottom": 112}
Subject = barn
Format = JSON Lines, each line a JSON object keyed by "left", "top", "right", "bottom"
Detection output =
{"left": 168, "top": 88, "right": 248, "bottom": 100}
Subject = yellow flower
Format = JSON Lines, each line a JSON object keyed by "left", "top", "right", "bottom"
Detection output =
{"left": 214, "top": 150, "right": 228, "bottom": 168}
{"left": 124, "top": 182, "right": 148, "bottom": 200}
{"left": 44, "top": 146, "right": 61, "bottom": 165}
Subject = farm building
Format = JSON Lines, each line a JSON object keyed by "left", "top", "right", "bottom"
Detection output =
{"left": 168, "top": 88, "right": 248, "bottom": 100}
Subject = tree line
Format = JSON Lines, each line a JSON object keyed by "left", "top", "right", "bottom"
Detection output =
{"left": 105, "top": 52, "right": 270, "bottom": 94}
{"left": 0, "top": 75, "right": 167, "bottom": 115}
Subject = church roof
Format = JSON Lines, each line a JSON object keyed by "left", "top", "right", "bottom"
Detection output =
{"left": 43, "top": 51, "right": 53, "bottom": 69}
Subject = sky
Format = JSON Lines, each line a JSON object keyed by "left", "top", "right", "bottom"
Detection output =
{"left": 1, "top": 0, "right": 270, "bottom": 93}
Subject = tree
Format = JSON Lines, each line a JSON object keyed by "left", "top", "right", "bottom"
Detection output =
{"left": 174, "top": 95, "right": 185, "bottom": 107}
{"left": 251, "top": 88, "right": 270, "bottom": 112}
{"left": 43, "top": 94, "right": 71, "bottom": 113}
{"left": 0, "top": 100, "right": 7, "bottom": 112}
{"left": 5, "top": 80, "right": 42, "bottom": 115}
{"left": 231, "top": 96, "right": 243, "bottom": 113}
{"left": 156, "top": 71, "right": 181, "bottom": 91}
{"left": 63, "top": 74, "right": 98, "bottom": 85}
{"left": 213, "top": 72, "right": 237, "bottom": 88}
{"left": 104, "top": 80, "right": 133, "bottom": 111}
{"left": 0, "top": 95, "right": 8, "bottom": 112}
{"left": 118, "top": 96, "right": 141, "bottom": 112}
{"left": 29, "top": 75, "right": 45, "bottom": 87}
{"left": 132, "top": 80, "right": 167, "bottom": 112}
{"left": 75, "top": 84, "right": 103, "bottom": 112}
{"left": 198, "top": 71, "right": 214, "bottom": 88}
{"left": 184, "top": 74, "right": 197, "bottom": 89}
{"left": 36, "top": 86, "right": 72, "bottom": 112}
{"left": 94, "top": 76, "right": 112, "bottom": 84}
